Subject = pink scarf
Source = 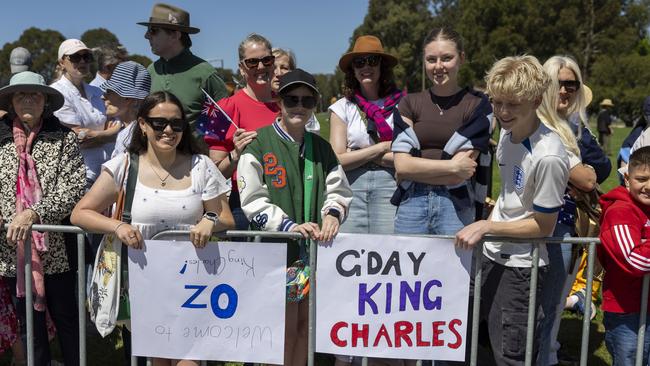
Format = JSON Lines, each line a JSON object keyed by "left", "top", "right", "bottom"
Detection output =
{"left": 13, "top": 117, "right": 47, "bottom": 312}
{"left": 354, "top": 88, "right": 405, "bottom": 142}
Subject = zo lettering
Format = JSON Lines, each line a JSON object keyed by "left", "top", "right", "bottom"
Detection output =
{"left": 181, "top": 284, "right": 239, "bottom": 319}
{"left": 263, "top": 153, "right": 287, "bottom": 188}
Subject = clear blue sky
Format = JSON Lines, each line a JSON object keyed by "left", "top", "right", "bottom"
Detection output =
{"left": 1, "top": 0, "right": 369, "bottom": 74}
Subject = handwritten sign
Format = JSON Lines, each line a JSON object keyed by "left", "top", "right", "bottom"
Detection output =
{"left": 128, "top": 240, "right": 286, "bottom": 364}
{"left": 316, "top": 234, "right": 471, "bottom": 361}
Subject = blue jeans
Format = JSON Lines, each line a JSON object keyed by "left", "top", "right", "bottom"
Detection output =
{"left": 394, "top": 183, "right": 465, "bottom": 235}
{"left": 604, "top": 312, "right": 650, "bottom": 366}
{"left": 340, "top": 165, "right": 396, "bottom": 234}
{"left": 538, "top": 222, "right": 575, "bottom": 365}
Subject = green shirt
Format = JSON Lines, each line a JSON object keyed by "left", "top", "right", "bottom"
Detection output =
{"left": 148, "top": 48, "right": 228, "bottom": 126}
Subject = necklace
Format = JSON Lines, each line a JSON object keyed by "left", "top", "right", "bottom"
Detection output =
{"left": 430, "top": 89, "right": 463, "bottom": 116}
{"left": 149, "top": 163, "right": 171, "bottom": 187}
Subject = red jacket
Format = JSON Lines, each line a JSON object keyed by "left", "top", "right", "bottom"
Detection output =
{"left": 599, "top": 186, "right": 650, "bottom": 313}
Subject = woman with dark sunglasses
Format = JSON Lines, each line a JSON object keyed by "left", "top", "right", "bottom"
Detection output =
{"left": 536, "top": 56, "right": 610, "bottom": 366}
{"left": 51, "top": 39, "right": 118, "bottom": 188}
{"left": 202, "top": 33, "right": 280, "bottom": 232}
{"left": 328, "top": 35, "right": 408, "bottom": 366}
{"left": 72, "top": 91, "right": 235, "bottom": 365}
{"left": 329, "top": 36, "right": 404, "bottom": 240}
{"left": 237, "top": 69, "right": 352, "bottom": 366}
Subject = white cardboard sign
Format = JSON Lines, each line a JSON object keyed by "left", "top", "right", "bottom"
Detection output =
{"left": 128, "top": 240, "right": 287, "bottom": 364}
{"left": 316, "top": 234, "right": 472, "bottom": 361}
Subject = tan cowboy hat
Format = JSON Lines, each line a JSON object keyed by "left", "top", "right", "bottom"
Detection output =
{"left": 137, "top": 3, "right": 200, "bottom": 34}
{"left": 583, "top": 85, "right": 593, "bottom": 106}
{"left": 0, "top": 71, "right": 64, "bottom": 111}
{"left": 338, "top": 35, "right": 398, "bottom": 72}
{"left": 600, "top": 98, "right": 614, "bottom": 107}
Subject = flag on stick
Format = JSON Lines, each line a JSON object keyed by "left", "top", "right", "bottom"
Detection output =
{"left": 196, "top": 89, "right": 238, "bottom": 141}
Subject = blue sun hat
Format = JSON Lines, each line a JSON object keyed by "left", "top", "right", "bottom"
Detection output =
{"left": 0, "top": 71, "right": 64, "bottom": 111}
{"left": 100, "top": 61, "right": 151, "bottom": 100}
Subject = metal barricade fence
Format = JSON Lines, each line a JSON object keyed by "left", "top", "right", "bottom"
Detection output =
{"left": 5, "top": 224, "right": 649, "bottom": 366}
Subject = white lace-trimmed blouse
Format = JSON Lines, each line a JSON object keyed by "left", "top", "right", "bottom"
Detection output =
{"left": 102, "top": 153, "right": 230, "bottom": 240}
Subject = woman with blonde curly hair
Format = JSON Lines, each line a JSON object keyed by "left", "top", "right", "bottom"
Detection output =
{"left": 536, "top": 55, "right": 610, "bottom": 366}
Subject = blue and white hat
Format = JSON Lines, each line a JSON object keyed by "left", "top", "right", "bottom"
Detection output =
{"left": 100, "top": 61, "right": 151, "bottom": 100}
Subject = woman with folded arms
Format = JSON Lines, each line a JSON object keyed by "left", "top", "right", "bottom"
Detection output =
{"left": 329, "top": 35, "right": 404, "bottom": 236}
{"left": 392, "top": 27, "right": 491, "bottom": 235}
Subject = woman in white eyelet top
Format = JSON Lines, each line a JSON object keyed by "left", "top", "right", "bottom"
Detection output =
{"left": 102, "top": 153, "right": 229, "bottom": 240}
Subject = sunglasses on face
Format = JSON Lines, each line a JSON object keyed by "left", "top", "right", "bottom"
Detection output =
{"left": 352, "top": 55, "right": 381, "bottom": 69}
{"left": 242, "top": 55, "right": 275, "bottom": 69}
{"left": 144, "top": 117, "right": 186, "bottom": 132}
{"left": 67, "top": 52, "right": 93, "bottom": 64}
{"left": 281, "top": 95, "right": 317, "bottom": 109}
{"left": 559, "top": 80, "right": 581, "bottom": 93}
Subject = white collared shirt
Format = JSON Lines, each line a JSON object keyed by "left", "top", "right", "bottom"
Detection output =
{"left": 51, "top": 76, "right": 111, "bottom": 184}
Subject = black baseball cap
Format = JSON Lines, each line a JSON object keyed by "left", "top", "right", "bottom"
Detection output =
{"left": 278, "top": 68, "right": 320, "bottom": 96}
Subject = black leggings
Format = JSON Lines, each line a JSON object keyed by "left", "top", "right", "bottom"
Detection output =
{"left": 6, "top": 271, "right": 79, "bottom": 366}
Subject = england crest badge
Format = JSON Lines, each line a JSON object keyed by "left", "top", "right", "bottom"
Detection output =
{"left": 513, "top": 165, "right": 525, "bottom": 191}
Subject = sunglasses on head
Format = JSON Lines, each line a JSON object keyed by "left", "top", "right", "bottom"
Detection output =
{"left": 281, "top": 95, "right": 317, "bottom": 109}
{"left": 144, "top": 117, "right": 186, "bottom": 132}
{"left": 242, "top": 55, "right": 275, "bottom": 69}
{"left": 559, "top": 80, "right": 581, "bottom": 93}
{"left": 352, "top": 55, "right": 381, "bottom": 69}
{"left": 67, "top": 52, "right": 93, "bottom": 64}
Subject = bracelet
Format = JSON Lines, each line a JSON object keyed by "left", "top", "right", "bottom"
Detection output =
{"left": 228, "top": 152, "right": 239, "bottom": 164}
{"left": 114, "top": 222, "right": 126, "bottom": 234}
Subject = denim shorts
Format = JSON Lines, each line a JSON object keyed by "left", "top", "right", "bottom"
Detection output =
{"left": 340, "top": 165, "right": 397, "bottom": 234}
{"left": 394, "top": 183, "right": 468, "bottom": 235}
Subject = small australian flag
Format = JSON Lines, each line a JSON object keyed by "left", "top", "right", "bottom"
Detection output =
{"left": 196, "top": 97, "right": 230, "bottom": 141}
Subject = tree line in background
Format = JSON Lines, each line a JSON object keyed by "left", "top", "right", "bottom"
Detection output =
{"left": 350, "top": 0, "right": 650, "bottom": 122}
{"left": 1, "top": 0, "right": 649, "bottom": 118}
{"left": 0, "top": 27, "right": 152, "bottom": 87}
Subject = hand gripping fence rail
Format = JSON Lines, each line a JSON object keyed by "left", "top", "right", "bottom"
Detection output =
{"left": 4, "top": 224, "right": 649, "bottom": 366}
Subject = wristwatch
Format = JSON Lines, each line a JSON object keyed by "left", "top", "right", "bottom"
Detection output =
{"left": 203, "top": 211, "right": 219, "bottom": 225}
{"left": 326, "top": 209, "right": 341, "bottom": 223}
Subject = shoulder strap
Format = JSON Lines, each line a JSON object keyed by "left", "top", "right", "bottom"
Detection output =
{"left": 122, "top": 153, "right": 139, "bottom": 224}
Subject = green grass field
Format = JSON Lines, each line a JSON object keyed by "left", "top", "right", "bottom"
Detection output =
{"left": 490, "top": 122, "right": 629, "bottom": 199}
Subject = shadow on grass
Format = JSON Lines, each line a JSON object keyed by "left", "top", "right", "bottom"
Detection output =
{"left": 557, "top": 312, "right": 610, "bottom": 366}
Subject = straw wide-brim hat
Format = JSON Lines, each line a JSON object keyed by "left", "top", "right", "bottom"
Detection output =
{"left": 600, "top": 98, "right": 614, "bottom": 107}
{"left": 338, "top": 35, "right": 398, "bottom": 72}
{"left": 137, "top": 3, "right": 200, "bottom": 34}
{"left": 0, "top": 71, "right": 64, "bottom": 111}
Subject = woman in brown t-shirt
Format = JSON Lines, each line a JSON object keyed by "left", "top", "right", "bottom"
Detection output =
{"left": 392, "top": 27, "right": 492, "bottom": 235}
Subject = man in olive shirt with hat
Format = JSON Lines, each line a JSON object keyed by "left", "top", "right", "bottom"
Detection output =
{"left": 138, "top": 3, "right": 227, "bottom": 128}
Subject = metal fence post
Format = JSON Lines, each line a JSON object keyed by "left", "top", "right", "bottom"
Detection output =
{"left": 579, "top": 242, "right": 596, "bottom": 366}
{"left": 308, "top": 238, "right": 316, "bottom": 366}
{"left": 636, "top": 275, "right": 650, "bottom": 366}
{"left": 524, "top": 244, "right": 540, "bottom": 366}
{"left": 77, "top": 233, "right": 87, "bottom": 366}
{"left": 24, "top": 233, "right": 35, "bottom": 366}
{"left": 469, "top": 242, "right": 483, "bottom": 366}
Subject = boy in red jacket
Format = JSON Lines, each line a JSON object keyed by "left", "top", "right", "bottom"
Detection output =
{"left": 599, "top": 145, "right": 650, "bottom": 365}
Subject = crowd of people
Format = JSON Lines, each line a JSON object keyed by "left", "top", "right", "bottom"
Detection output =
{"left": 1, "top": 2, "right": 650, "bottom": 366}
